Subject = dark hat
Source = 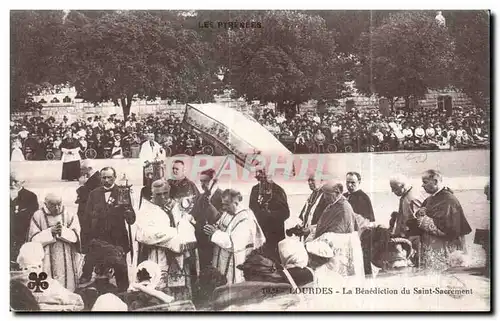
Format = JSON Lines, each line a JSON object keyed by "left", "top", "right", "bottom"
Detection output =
{"left": 200, "top": 168, "right": 216, "bottom": 180}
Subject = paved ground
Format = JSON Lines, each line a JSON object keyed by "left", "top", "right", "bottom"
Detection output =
{"left": 12, "top": 150, "right": 490, "bottom": 311}
{"left": 15, "top": 150, "right": 490, "bottom": 269}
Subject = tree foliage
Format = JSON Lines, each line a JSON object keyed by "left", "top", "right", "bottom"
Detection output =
{"left": 354, "top": 11, "right": 456, "bottom": 110}
{"left": 311, "top": 10, "right": 393, "bottom": 55}
{"left": 11, "top": 10, "right": 490, "bottom": 117}
{"left": 446, "top": 10, "right": 490, "bottom": 107}
{"left": 11, "top": 10, "right": 67, "bottom": 111}
{"left": 60, "top": 10, "right": 220, "bottom": 117}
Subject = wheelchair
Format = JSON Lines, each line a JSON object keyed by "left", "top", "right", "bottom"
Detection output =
{"left": 84, "top": 148, "right": 98, "bottom": 159}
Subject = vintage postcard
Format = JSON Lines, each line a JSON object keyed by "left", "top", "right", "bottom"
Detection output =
{"left": 9, "top": 9, "right": 490, "bottom": 312}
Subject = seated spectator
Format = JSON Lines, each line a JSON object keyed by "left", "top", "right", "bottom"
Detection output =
{"left": 402, "top": 125, "right": 413, "bottom": 140}
{"left": 292, "top": 130, "right": 303, "bottom": 146}
{"left": 435, "top": 124, "right": 443, "bottom": 137}
{"left": 455, "top": 125, "right": 467, "bottom": 144}
{"left": 313, "top": 129, "right": 326, "bottom": 153}
{"left": 414, "top": 125, "right": 425, "bottom": 142}
{"left": 373, "top": 128, "right": 384, "bottom": 145}
{"left": 425, "top": 124, "right": 436, "bottom": 140}
{"left": 53, "top": 135, "right": 62, "bottom": 149}
{"left": 436, "top": 134, "right": 451, "bottom": 150}
{"left": 447, "top": 125, "right": 457, "bottom": 146}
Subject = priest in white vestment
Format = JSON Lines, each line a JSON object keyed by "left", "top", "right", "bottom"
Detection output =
{"left": 28, "top": 194, "right": 81, "bottom": 291}
{"left": 135, "top": 179, "right": 198, "bottom": 300}
{"left": 139, "top": 132, "right": 166, "bottom": 164}
{"left": 204, "top": 189, "right": 266, "bottom": 285}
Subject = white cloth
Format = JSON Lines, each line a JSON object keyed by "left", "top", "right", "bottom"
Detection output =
{"left": 11, "top": 142, "right": 25, "bottom": 161}
{"left": 211, "top": 208, "right": 266, "bottom": 285}
{"left": 17, "top": 242, "right": 45, "bottom": 268}
{"left": 61, "top": 147, "right": 81, "bottom": 163}
{"left": 278, "top": 238, "right": 308, "bottom": 269}
{"left": 308, "top": 232, "right": 365, "bottom": 281}
{"left": 92, "top": 293, "right": 127, "bottom": 311}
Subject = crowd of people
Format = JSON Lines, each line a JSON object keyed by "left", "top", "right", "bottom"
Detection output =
{"left": 11, "top": 146, "right": 480, "bottom": 311}
{"left": 9, "top": 113, "right": 208, "bottom": 161}
{"left": 10, "top": 104, "right": 490, "bottom": 162}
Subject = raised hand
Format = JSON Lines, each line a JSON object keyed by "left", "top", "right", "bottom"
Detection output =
{"left": 203, "top": 224, "right": 217, "bottom": 237}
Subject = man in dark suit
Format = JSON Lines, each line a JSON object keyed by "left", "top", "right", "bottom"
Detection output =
{"left": 80, "top": 167, "right": 135, "bottom": 291}
{"left": 191, "top": 168, "right": 223, "bottom": 269}
{"left": 168, "top": 160, "right": 199, "bottom": 199}
{"left": 249, "top": 170, "right": 290, "bottom": 262}
{"left": 344, "top": 172, "right": 375, "bottom": 222}
{"left": 10, "top": 172, "right": 39, "bottom": 267}
{"left": 76, "top": 159, "right": 101, "bottom": 251}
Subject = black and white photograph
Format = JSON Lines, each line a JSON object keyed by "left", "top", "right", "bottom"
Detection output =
{"left": 9, "top": 9, "right": 490, "bottom": 312}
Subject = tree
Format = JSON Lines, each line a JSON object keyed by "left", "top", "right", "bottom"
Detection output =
{"left": 10, "top": 10, "right": 68, "bottom": 111}
{"left": 446, "top": 10, "right": 490, "bottom": 108}
{"left": 310, "top": 10, "right": 393, "bottom": 55}
{"left": 354, "top": 11, "right": 456, "bottom": 112}
{"left": 215, "top": 10, "right": 350, "bottom": 117}
{"left": 61, "top": 11, "right": 220, "bottom": 117}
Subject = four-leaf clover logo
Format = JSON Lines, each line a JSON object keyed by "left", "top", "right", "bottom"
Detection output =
{"left": 27, "top": 272, "right": 49, "bottom": 293}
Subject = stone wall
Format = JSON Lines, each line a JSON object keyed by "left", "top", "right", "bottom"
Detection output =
{"left": 333, "top": 89, "right": 477, "bottom": 113}
{"left": 11, "top": 98, "right": 259, "bottom": 121}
